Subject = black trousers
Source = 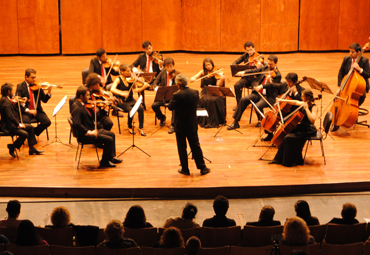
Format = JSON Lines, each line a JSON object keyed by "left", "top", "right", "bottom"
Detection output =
{"left": 117, "top": 99, "right": 144, "bottom": 129}
{"left": 22, "top": 112, "right": 51, "bottom": 136}
{"left": 152, "top": 101, "right": 174, "bottom": 125}
{"left": 81, "top": 129, "right": 116, "bottom": 162}
{"left": 11, "top": 124, "right": 37, "bottom": 149}
{"left": 175, "top": 128, "right": 206, "bottom": 171}
{"left": 98, "top": 115, "right": 113, "bottom": 131}
{"left": 233, "top": 92, "right": 269, "bottom": 122}
{"left": 234, "top": 77, "right": 259, "bottom": 104}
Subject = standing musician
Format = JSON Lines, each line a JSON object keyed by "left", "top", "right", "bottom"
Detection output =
{"left": 111, "top": 64, "right": 149, "bottom": 136}
{"left": 151, "top": 57, "right": 180, "bottom": 134}
{"left": 0, "top": 83, "right": 44, "bottom": 157}
{"left": 71, "top": 86, "right": 122, "bottom": 168}
{"left": 232, "top": 41, "right": 264, "bottom": 105}
{"left": 331, "top": 42, "right": 370, "bottom": 132}
{"left": 227, "top": 55, "right": 282, "bottom": 130}
{"left": 131, "top": 41, "right": 163, "bottom": 110}
{"left": 17, "top": 68, "right": 52, "bottom": 138}
{"left": 269, "top": 89, "right": 318, "bottom": 167}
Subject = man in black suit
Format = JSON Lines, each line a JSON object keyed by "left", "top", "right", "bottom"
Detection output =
{"left": 168, "top": 74, "right": 210, "bottom": 176}
{"left": 331, "top": 42, "right": 370, "bottom": 132}
{"left": 246, "top": 205, "right": 281, "bottom": 226}
{"left": 16, "top": 68, "right": 51, "bottom": 137}
{"left": 152, "top": 57, "right": 180, "bottom": 134}
{"left": 0, "top": 83, "right": 44, "bottom": 157}
{"left": 203, "top": 195, "right": 236, "bottom": 228}
{"left": 71, "top": 86, "right": 122, "bottom": 168}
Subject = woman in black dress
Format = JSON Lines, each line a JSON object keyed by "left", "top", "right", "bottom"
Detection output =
{"left": 270, "top": 89, "right": 318, "bottom": 167}
{"left": 190, "top": 58, "right": 227, "bottom": 128}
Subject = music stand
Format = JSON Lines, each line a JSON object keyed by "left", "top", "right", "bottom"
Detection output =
{"left": 43, "top": 95, "right": 73, "bottom": 148}
{"left": 118, "top": 96, "right": 151, "bottom": 158}
{"left": 205, "top": 86, "right": 243, "bottom": 137}
{"left": 138, "top": 72, "right": 156, "bottom": 83}
{"left": 230, "top": 65, "right": 256, "bottom": 77}
{"left": 151, "top": 86, "right": 179, "bottom": 135}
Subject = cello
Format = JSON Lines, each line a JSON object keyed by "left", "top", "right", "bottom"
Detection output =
{"left": 330, "top": 40, "right": 370, "bottom": 128}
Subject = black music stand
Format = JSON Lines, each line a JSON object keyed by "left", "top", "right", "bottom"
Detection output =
{"left": 205, "top": 86, "right": 243, "bottom": 137}
{"left": 138, "top": 72, "right": 156, "bottom": 83}
{"left": 151, "top": 86, "right": 179, "bottom": 135}
{"left": 230, "top": 65, "right": 256, "bottom": 77}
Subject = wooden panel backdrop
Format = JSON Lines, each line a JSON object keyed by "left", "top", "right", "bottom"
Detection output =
{"left": 220, "top": 0, "right": 261, "bottom": 52}
{"left": 18, "top": 0, "right": 59, "bottom": 54}
{"left": 260, "top": 0, "right": 298, "bottom": 52}
{"left": 60, "top": 0, "right": 102, "bottom": 54}
{"left": 338, "top": 0, "right": 370, "bottom": 50}
{"left": 299, "top": 0, "right": 340, "bottom": 51}
{"left": 0, "top": 1, "right": 18, "bottom": 54}
{"left": 182, "top": 0, "right": 221, "bottom": 52}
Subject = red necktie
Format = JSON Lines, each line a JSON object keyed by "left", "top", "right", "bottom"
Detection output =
{"left": 29, "top": 86, "right": 35, "bottom": 110}
{"left": 146, "top": 57, "right": 152, "bottom": 73}
{"left": 166, "top": 73, "right": 170, "bottom": 86}
{"left": 101, "top": 64, "right": 105, "bottom": 79}
{"left": 84, "top": 105, "right": 92, "bottom": 116}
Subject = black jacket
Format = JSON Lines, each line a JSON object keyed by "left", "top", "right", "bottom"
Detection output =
{"left": 88, "top": 57, "right": 119, "bottom": 85}
{"left": 16, "top": 81, "right": 51, "bottom": 113}
{"left": 0, "top": 96, "right": 20, "bottom": 133}
{"left": 338, "top": 56, "right": 370, "bottom": 92}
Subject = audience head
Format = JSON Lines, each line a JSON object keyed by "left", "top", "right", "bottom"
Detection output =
{"left": 160, "top": 227, "right": 184, "bottom": 248}
{"left": 213, "top": 195, "right": 229, "bottom": 217}
{"left": 104, "top": 220, "right": 124, "bottom": 242}
{"left": 123, "top": 205, "right": 147, "bottom": 228}
{"left": 259, "top": 205, "right": 275, "bottom": 221}
{"left": 50, "top": 206, "right": 71, "bottom": 228}
{"left": 295, "top": 200, "right": 312, "bottom": 219}
{"left": 291, "top": 251, "right": 308, "bottom": 255}
{"left": 341, "top": 203, "right": 357, "bottom": 220}
{"left": 6, "top": 200, "right": 21, "bottom": 219}
{"left": 283, "top": 217, "right": 310, "bottom": 246}
{"left": 186, "top": 236, "right": 201, "bottom": 255}
{"left": 181, "top": 203, "right": 197, "bottom": 220}
{"left": 15, "top": 220, "right": 42, "bottom": 246}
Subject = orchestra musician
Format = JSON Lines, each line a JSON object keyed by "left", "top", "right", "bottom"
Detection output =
{"left": 71, "top": 86, "right": 122, "bottom": 168}
{"left": 0, "top": 83, "right": 44, "bottom": 157}
{"left": 232, "top": 41, "right": 264, "bottom": 105}
{"left": 17, "top": 68, "right": 52, "bottom": 138}
{"left": 111, "top": 64, "right": 149, "bottom": 136}
{"left": 269, "top": 89, "right": 318, "bottom": 167}
{"left": 190, "top": 58, "right": 227, "bottom": 128}
{"left": 227, "top": 55, "right": 282, "bottom": 130}
{"left": 331, "top": 42, "right": 370, "bottom": 132}
{"left": 151, "top": 57, "right": 180, "bottom": 134}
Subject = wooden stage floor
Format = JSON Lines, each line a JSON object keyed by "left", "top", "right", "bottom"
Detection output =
{"left": 0, "top": 52, "right": 369, "bottom": 198}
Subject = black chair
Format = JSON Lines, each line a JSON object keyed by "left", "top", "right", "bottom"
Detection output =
{"left": 67, "top": 116, "right": 100, "bottom": 169}
{"left": 356, "top": 107, "right": 369, "bottom": 128}
{"left": 82, "top": 68, "right": 89, "bottom": 84}
{"left": 303, "top": 111, "right": 333, "bottom": 165}
{"left": 68, "top": 95, "right": 77, "bottom": 143}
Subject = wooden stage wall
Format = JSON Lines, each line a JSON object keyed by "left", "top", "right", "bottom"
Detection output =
{"left": 1, "top": 0, "right": 370, "bottom": 54}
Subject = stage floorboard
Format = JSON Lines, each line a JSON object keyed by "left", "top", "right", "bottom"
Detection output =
{"left": 0, "top": 52, "right": 369, "bottom": 198}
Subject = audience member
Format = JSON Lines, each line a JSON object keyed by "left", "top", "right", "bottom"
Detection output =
{"left": 202, "top": 195, "right": 236, "bottom": 228}
{"left": 0, "top": 235, "right": 9, "bottom": 244}
{"left": 46, "top": 206, "right": 73, "bottom": 228}
{"left": 123, "top": 205, "right": 153, "bottom": 228}
{"left": 157, "top": 227, "right": 184, "bottom": 248}
{"left": 98, "top": 220, "right": 138, "bottom": 248}
{"left": 295, "top": 200, "right": 320, "bottom": 226}
{"left": 163, "top": 203, "right": 200, "bottom": 229}
{"left": 246, "top": 205, "right": 281, "bottom": 226}
{"left": 291, "top": 251, "right": 307, "bottom": 255}
{"left": 328, "top": 203, "right": 359, "bottom": 224}
{"left": 0, "top": 200, "right": 22, "bottom": 228}
{"left": 15, "top": 220, "right": 48, "bottom": 246}
{"left": 281, "top": 217, "right": 315, "bottom": 246}
{"left": 186, "top": 236, "right": 201, "bottom": 255}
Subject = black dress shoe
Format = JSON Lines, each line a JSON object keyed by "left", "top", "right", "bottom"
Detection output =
{"left": 261, "top": 133, "right": 273, "bottom": 141}
{"left": 168, "top": 125, "right": 175, "bottom": 134}
{"left": 200, "top": 167, "right": 211, "bottom": 175}
{"left": 160, "top": 117, "right": 166, "bottom": 127}
{"left": 330, "top": 125, "right": 339, "bottom": 132}
{"left": 110, "top": 157, "right": 123, "bottom": 164}
{"left": 178, "top": 169, "right": 190, "bottom": 175}
{"left": 255, "top": 121, "right": 261, "bottom": 127}
{"left": 7, "top": 144, "right": 16, "bottom": 158}
{"left": 100, "top": 161, "right": 116, "bottom": 168}
{"left": 227, "top": 122, "right": 240, "bottom": 130}
{"left": 268, "top": 160, "right": 278, "bottom": 164}
{"left": 29, "top": 147, "right": 44, "bottom": 155}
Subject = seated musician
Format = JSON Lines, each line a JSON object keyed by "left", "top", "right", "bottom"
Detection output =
{"left": 190, "top": 58, "right": 227, "bottom": 128}
{"left": 227, "top": 55, "right": 282, "bottom": 130}
{"left": 232, "top": 41, "right": 264, "bottom": 105}
{"left": 17, "top": 68, "right": 52, "bottom": 138}
{"left": 111, "top": 64, "right": 149, "bottom": 136}
{"left": 71, "top": 86, "right": 122, "bottom": 168}
{"left": 0, "top": 83, "right": 44, "bottom": 157}
{"left": 269, "top": 89, "right": 318, "bottom": 167}
{"left": 151, "top": 57, "right": 180, "bottom": 134}
{"left": 331, "top": 42, "right": 370, "bottom": 132}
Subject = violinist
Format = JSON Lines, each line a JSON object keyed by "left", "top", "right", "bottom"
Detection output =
{"left": 0, "top": 83, "right": 44, "bottom": 157}
{"left": 16, "top": 68, "right": 51, "bottom": 138}
{"left": 232, "top": 41, "right": 264, "bottom": 105}
{"left": 111, "top": 64, "right": 149, "bottom": 136}
{"left": 152, "top": 57, "right": 180, "bottom": 134}
{"left": 227, "top": 55, "right": 282, "bottom": 130}
{"left": 190, "top": 58, "right": 227, "bottom": 128}
{"left": 331, "top": 42, "right": 370, "bottom": 132}
{"left": 71, "top": 86, "right": 122, "bottom": 168}
{"left": 269, "top": 89, "right": 318, "bottom": 167}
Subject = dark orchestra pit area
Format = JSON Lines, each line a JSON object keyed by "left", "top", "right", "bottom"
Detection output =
{"left": 0, "top": 52, "right": 369, "bottom": 198}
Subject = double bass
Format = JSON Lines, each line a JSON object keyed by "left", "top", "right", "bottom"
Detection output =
{"left": 330, "top": 40, "right": 370, "bottom": 128}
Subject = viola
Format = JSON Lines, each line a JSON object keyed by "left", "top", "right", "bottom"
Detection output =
{"left": 30, "top": 82, "right": 63, "bottom": 91}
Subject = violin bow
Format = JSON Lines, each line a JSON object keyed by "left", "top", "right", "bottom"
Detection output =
{"left": 16, "top": 93, "right": 24, "bottom": 126}
{"left": 106, "top": 54, "right": 118, "bottom": 79}
{"left": 240, "top": 71, "right": 269, "bottom": 77}
{"left": 194, "top": 68, "right": 224, "bottom": 82}
{"left": 255, "top": 90, "right": 276, "bottom": 112}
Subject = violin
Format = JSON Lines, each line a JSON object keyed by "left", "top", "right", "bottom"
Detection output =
{"left": 126, "top": 76, "right": 147, "bottom": 88}
{"left": 10, "top": 96, "right": 28, "bottom": 104}
{"left": 247, "top": 52, "right": 264, "bottom": 67}
{"left": 102, "top": 57, "right": 120, "bottom": 72}
{"left": 168, "top": 69, "right": 178, "bottom": 80}
{"left": 150, "top": 51, "right": 163, "bottom": 64}
{"left": 207, "top": 66, "right": 223, "bottom": 80}
{"left": 30, "top": 82, "right": 63, "bottom": 91}
{"left": 85, "top": 100, "right": 107, "bottom": 109}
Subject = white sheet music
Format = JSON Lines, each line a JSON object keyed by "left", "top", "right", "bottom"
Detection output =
{"left": 53, "top": 95, "right": 67, "bottom": 117}
{"left": 130, "top": 95, "right": 143, "bottom": 118}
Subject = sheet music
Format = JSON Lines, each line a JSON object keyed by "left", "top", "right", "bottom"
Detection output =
{"left": 53, "top": 95, "right": 67, "bottom": 117}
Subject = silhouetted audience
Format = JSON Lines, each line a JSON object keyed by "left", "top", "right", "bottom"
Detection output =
{"left": 156, "top": 227, "right": 184, "bottom": 248}
{"left": 291, "top": 251, "right": 307, "bottom": 255}
{"left": 246, "top": 205, "right": 281, "bottom": 226}
{"left": 46, "top": 206, "right": 73, "bottom": 228}
{"left": 15, "top": 220, "right": 48, "bottom": 246}
{"left": 0, "top": 200, "right": 22, "bottom": 228}
{"left": 97, "top": 220, "right": 138, "bottom": 248}
{"left": 186, "top": 236, "right": 201, "bottom": 255}
{"left": 328, "top": 203, "right": 359, "bottom": 224}
{"left": 123, "top": 205, "right": 153, "bottom": 228}
{"left": 295, "top": 200, "right": 320, "bottom": 226}
{"left": 281, "top": 217, "right": 315, "bottom": 246}
{"left": 202, "top": 196, "right": 236, "bottom": 228}
{"left": 163, "top": 203, "right": 200, "bottom": 229}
